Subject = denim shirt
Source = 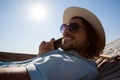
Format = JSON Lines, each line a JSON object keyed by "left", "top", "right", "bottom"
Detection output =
{"left": 26, "top": 50, "right": 98, "bottom": 80}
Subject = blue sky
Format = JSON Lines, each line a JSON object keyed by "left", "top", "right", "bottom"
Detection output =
{"left": 0, "top": 0, "right": 120, "bottom": 54}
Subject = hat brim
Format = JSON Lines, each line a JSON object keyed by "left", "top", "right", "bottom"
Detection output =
{"left": 63, "top": 6, "right": 106, "bottom": 51}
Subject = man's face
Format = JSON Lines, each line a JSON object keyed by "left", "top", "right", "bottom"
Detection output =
{"left": 61, "top": 18, "right": 88, "bottom": 53}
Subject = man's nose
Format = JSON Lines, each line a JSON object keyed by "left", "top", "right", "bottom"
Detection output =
{"left": 63, "top": 25, "right": 71, "bottom": 34}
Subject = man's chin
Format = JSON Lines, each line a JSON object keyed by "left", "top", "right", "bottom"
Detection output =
{"left": 60, "top": 45, "right": 73, "bottom": 51}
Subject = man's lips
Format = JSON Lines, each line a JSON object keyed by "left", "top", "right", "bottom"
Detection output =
{"left": 63, "top": 37, "right": 74, "bottom": 41}
{"left": 64, "top": 37, "right": 72, "bottom": 40}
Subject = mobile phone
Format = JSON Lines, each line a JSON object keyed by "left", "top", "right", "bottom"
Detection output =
{"left": 53, "top": 38, "right": 62, "bottom": 49}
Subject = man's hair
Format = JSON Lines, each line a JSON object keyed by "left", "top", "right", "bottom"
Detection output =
{"left": 71, "top": 16, "right": 102, "bottom": 59}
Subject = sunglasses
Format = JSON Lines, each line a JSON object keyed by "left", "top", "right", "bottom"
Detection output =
{"left": 60, "top": 23, "right": 81, "bottom": 33}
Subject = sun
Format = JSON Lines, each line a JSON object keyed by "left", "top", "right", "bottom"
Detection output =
{"left": 26, "top": 2, "right": 48, "bottom": 21}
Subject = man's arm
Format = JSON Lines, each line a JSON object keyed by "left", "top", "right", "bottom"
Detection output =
{"left": 0, "top": 67, "right": 30, "bottom": 80}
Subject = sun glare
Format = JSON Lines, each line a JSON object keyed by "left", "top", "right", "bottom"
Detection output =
{"left": 26, "top": 2, "right": 48, "bottom": 21}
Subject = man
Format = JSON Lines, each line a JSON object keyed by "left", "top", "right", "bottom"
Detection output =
{"left": 0, "top": 6, "right": 105, "bottom": 80}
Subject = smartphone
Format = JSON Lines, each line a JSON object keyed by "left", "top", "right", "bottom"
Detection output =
{"left": 53, "top": 38, "right": 62, "bottom": 49}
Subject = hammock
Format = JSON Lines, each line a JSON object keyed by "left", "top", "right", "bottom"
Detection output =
{"left": 0, "top": 52, "right": 120, "bottom": 79}
{"left": 96, "top": 55, "right": 120, "bottom": 80}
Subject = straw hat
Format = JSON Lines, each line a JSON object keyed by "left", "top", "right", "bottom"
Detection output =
{"left": 63, "top": 6, "right": 106, "bottom": 51}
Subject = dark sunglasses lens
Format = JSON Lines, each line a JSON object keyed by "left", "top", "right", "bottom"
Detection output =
{"left": 69, "top": 23, "right": 79, "bottom": 32}
{"left": 60, "top": 24, "right": 65, "bottom": 33}
{"left": 60, "top": 23, "right": 79, "bottom": 33}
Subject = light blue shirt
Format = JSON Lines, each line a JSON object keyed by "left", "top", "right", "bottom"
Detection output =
{"left": 0, "top": 50, "right": 98, "bottom": 80}
{"left": 27, "top": 50, "right": 98, "bottom": 80}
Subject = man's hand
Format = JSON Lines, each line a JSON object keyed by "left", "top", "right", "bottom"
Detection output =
{"left": 38, "top": 38, "right": 55, "bottom": 56}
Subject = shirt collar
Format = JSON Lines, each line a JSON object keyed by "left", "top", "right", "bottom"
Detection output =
{"left": 62, "top": 50, "right": 81, "bottom": 58}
